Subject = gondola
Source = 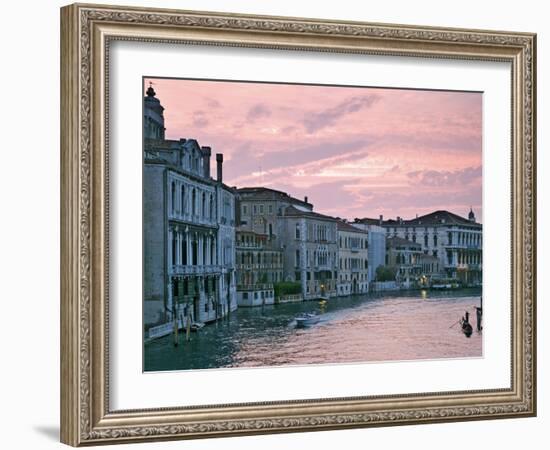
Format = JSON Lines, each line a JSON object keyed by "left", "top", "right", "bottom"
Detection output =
{"left": 460, "top": 318, "right": 473, "bottom": 338}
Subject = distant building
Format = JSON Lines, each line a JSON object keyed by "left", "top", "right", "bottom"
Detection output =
{"left": 417, "top": 253, "right": 441, "bottom": 287}
{"left": 351, "top": 218, "right": 386, "bottom": 284}
{"left": 383, "top": 210, "right": 482, "bottom": 286}
{"left": 236, "top": 187, "right": 313, "bottom": 241}
{"left": 143, "top": 85, "right": 237, "bottom": 331}
{"left": 235, "top": 230, "right": 283, "bottom": 307}
{"left": 236, "top": 187, "right": 340, "bottom": 299}
{"left": 386, "top": 236, "right": 422, "bottom": 287}
{"left": 356, "top": 210, "right": 482, "bottom": 286}
{"left": 279, "top": 206, "right": 339, "bottom": 299}
{"left": 336, "top": 221, "right": 369, "bottom": 296}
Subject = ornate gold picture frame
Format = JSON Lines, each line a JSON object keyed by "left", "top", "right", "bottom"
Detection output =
{"left": 60, "top": 3, "right": 536, "bottom": 446}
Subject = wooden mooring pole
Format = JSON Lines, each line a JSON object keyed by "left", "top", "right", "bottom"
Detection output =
{"left": 173, "top": 313, "right": 178, "bottom": 347}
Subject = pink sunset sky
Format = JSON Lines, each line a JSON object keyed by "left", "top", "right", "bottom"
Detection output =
{"left": 145, "top": 77, "right": 482, "bottom": 222}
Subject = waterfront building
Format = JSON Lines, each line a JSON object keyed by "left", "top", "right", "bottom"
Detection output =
{"left": 355, "top": 210, "right": 482, "bottom": 286}
{"left": 235, "top": 229, "right": 283, "bottom": 307}
{"left": 417, "top": 253, "right": 441, "bottom": 287}
{"left": 143, "top": 85, "right": 237, "bottom": 332}
{"left": 236, "top": 187, "right": 313, "bottom": 242}
{"left": 386, "top": 236, "right": 422, "bottom": 287}
{"left": 351, "top": 219, "right": 386, "bottom": 284}
{"left": 336, "top": 221, "right": 369, "bottom": 296}
{"left": 236, "top": 187, "right": 338, "bottom": 300}
{"left": 279, "top": 206, "right": 339, "bottom": 299}
{"left": 382, "top": 210, "right": 482, "bottom": 286}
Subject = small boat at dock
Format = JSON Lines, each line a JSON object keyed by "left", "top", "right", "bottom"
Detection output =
{"left": 190, "top": 322, "right": 205, "bottom": 332}
{"left": 295, "top": 313, "right": 321, "bottom": 328}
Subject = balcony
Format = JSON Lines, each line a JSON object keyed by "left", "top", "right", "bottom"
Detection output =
{"left": 445, "top": 263, "right": 482, "bottom": 270}
{"left": 445, "top": 243, "right": 482, "bottom": 250}
{"left": 314, "top": 265, "right": 336, "bottom": 271}
{"left": 169, "top": 212, "right": 217, "bottom": 228}
{"left": 237, "top": 283, "right": 274, "bottom": 291}
{"left": 350, "top": 246, "right": 360, "bottom": 253}
{"left": 171, "top": 264, "right": 222, "bottom": 275}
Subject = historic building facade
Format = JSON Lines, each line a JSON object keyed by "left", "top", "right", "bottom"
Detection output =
{"left": 235, "top": 187, "right": 337, "bottom": 300}
{"left": 337, "top": 221, "right": 369, "bottom": 296}
{"left": 236, "top": 187, "right": 313, "bottom": 241}
{"left": 417, "top": 253, "right": 441, "bottom": 286}
{"left": 143, "top": 86, "right": 237, "bottom": 333}
{"left": 382, "top": 210, "right": 482, "bottom": 286}
{"left": 355, "top": 210, "right": 482, "bottom": 287}
{"left": 351, "top": 219, "right": 386, "bottom": 284}
{"left": 279, "top": 206, "right": 339, "bottom": 299}
{"left": 235, "top": 230, "right": 283, "bottom": 307}
{"left": 386, "top": 236, "right": 422, "bottom": 286}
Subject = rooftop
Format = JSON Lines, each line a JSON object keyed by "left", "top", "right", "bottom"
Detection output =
{"left": 400, "top": 210, "right": 479, "bottom": 226}
{"left": 337, "top": 220, "right": 368, "bottom": 234}
{"left": 281, "top": 205, "right": 338, "bottom": 222}
{"left": 353, "top": 217, "right": 381, "bottom": 226}
{"left": 237, "top": 187, "right": 313, "bottom": 209}
{"left": 356, "top": 210, "right": 481, "bottom": 228}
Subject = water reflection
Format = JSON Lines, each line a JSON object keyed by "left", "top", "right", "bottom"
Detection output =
{"left": 144, "top": 288, "right": 482, "bottom": 372}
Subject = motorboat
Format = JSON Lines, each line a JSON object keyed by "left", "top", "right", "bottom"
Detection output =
{"left": 295, "top": 313, "right": 321, "bottom": 328}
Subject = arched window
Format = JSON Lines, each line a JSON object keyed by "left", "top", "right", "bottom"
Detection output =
{"left": 211, "top": 239, "right": 215, "bottom": 264}
{"left": 182, "top": 236, "right": 187, "bottom": 265}
{"left": 192, "top": 237, "right": 198, "bottom": 265}
{"left": 209, "top": 194, "right": 214, "bottom": 220}
{"left": 171, "top": 233, "right": 177, "bottom": 266}
{"left": 170, "top": 182, "right": 176, "bottom": 213}
{"left": 180, "top": 185, "right": 185, "bottom": 214}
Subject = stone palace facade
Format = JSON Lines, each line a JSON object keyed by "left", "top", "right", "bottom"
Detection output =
{"left": 143, "top": 85, "right": 237, "bottom": 331}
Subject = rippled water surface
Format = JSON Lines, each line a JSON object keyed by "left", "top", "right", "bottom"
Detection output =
{"left": 144, "top": 288, "right": 482, "bottom": 372}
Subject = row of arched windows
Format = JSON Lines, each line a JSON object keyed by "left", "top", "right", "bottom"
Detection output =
{"left": 170, "top": 180, "right": 215, "bottom": 222}
{"left": 339, "top": 258, "right": 368, "bottom": 270}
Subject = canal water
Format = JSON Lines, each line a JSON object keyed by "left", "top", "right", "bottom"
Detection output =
{"left": 144, "top": 288, "right": 482, "bottom": 372}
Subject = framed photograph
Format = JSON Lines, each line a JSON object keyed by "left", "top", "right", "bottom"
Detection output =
{"left": 60, "top": 3, "right": 536, "bottom": 446}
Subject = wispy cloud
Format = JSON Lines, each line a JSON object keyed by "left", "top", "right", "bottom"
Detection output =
{"left": 191, "top": 110, "right": 209, "bottom": 128}
{"left": 303, "top": 95, "right": 380, "bottom": 133}
{"left": 247, "top": 103, "right": 272, "bottom": 122}
{"left": 407, "top": 166, "right": 482, "bottom": 187}
{"left": 144, "top": 78, "right": 482, "bottom": 221}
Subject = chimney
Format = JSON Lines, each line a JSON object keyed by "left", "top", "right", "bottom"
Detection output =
{"left": 304, "top": 196, "right": 308, "bottom": 203}
{"left": 216, "top": 153, "right": 223, "bottom": 182}
{"left": 201, "top": 146, "right": 211, "bottom": 178}
{"left": 379, "top": 214, "right": 383, "bottom": 225}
